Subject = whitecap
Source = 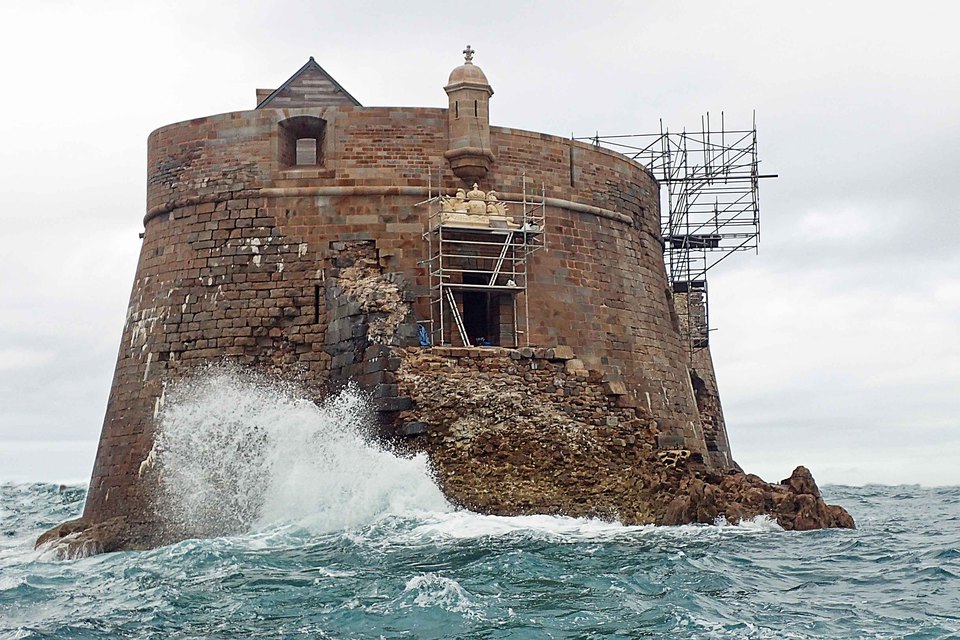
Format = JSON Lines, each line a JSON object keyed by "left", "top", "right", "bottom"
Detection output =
{"left": 153, "top": 366, "right": 451, "bottom": 538}
{"left": 402, "top": 572, "right": 481, "bottom": 617}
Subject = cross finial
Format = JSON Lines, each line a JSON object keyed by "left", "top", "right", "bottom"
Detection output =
{"left": 463, "top": 45, "right": 475, "bottom": 64}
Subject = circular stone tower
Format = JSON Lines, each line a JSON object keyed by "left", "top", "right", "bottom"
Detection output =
{"left": 38, "top": 50, "right": 853, "bottom": 554}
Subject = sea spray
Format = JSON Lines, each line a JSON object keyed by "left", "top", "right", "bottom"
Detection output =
{"left": 154, "top": 366, "right": 450, "bottom": 538}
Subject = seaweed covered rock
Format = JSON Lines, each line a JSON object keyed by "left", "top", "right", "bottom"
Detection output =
{"left": 392, "top": 346, "right": 854, "bottom": 531}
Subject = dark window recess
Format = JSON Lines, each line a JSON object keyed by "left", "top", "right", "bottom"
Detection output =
{"left": 278, "top": 116, "right": 326, "bottom": 168}
{"left": 474, "top": 99, "right": 478, "bottom": 117}
{"left": 461, "top": 274, "right": 502, "bottom": 346}
{"left": 314, "top": 285, "right": 321, "bottom": 323}
{"left": 455, "top": 101, "right": 459, "bottom": 118}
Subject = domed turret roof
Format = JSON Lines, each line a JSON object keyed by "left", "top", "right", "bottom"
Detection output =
{"left": 446, "top": 45, "right": 493, "bottom": 92}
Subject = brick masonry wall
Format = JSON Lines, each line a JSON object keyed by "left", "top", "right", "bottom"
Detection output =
{"left": 690, "top": 346, "right": 735, "bottom": 470}
{"left": 671, "top": 289, "right": 734, "bottom": 468}
{"left": 83, "top": 103, "right": 730, "bottom": 534}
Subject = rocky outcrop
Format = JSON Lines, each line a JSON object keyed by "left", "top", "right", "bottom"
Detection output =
{"left": 660, "top": 466, "right": 855, "bottom": 530}
{"left": 392, "top": 346, "right": 854, "bottom": 531}
{"left": 35, "top": 516, "right": 143, "bottom": 558}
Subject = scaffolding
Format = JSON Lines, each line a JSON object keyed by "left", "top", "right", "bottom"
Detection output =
{"left": 418, "top": 177, "right": 546, "bottom": 347}
{"left": 576, "top": 113, "right": 775, "bottom": 353}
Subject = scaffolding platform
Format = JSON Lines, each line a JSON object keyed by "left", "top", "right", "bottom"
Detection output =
{"left": 419, "top": 180, "right": 546, "bottom": 348}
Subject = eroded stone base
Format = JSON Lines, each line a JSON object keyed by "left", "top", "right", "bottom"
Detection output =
{"left": 391, "top": 346, "right": 854, "bottom": 531}
{"left": 35, "top": 516, "right": 147, "bottom": 559}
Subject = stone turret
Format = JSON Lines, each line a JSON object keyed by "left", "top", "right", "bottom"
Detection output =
{"left": 444, "top": 45, "right": 495, "bottom": 182}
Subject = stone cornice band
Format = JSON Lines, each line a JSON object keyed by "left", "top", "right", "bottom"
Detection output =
{"left": 144, "top": 186, "right": 635, "bottom": 227}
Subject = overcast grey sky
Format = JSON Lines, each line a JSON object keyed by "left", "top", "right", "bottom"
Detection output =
{"left": 1, "top": 0, "right": 957, "bottom": 486}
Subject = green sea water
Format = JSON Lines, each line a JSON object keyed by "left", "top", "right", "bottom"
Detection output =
{"left": 3, "top": 483, "right": 959, "bottom": 638}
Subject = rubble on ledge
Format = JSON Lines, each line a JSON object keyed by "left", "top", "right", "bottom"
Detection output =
{"left": 390, "top": 346, "right": 854, "bottom": 530}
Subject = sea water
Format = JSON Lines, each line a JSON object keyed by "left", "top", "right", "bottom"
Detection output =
{"left": 1, "top": 374, "right": 958, "bottom": 639}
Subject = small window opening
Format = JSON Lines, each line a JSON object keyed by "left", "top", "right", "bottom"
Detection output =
{"left": 278, "top": 115, "right": 326, "bottom": 168}
{"left": 313, "top": 284, "right": 321, "bottom": 323}
{"left": 474, "top": 100, "right": 478, "bottom": 117}
{"left": 296, "top": 138, "right": 318, "bottom": 165}
{"left": 455, "top": 101, "right": 459, "bottom": 119}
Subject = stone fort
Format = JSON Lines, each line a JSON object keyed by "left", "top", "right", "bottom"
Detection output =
{"left": 40, "top": 49, "right": 853, "bottom": 553}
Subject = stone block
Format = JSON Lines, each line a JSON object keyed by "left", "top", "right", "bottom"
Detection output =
{"left": 656, "top": 434, "right": 685, "bottom": 450}
{"left": 400, "top": 421, "right": 427, "bottom": 436}
{"left": 364, "top": 344, "right": 391, "bottom": 361}
{"left": 375, "top": 396, "right": 412, "bottom": 412}
{"left": 331, "top": 352, "right": 355, "bottom": 369}
{"left": 551, "top": 345, "right": 576, "bottom": 361}
{"left": 603, "top": 381, "right": 627, "bottom": 396}
{"left": 373, "top": 383, "right": 399, "bottom": 398}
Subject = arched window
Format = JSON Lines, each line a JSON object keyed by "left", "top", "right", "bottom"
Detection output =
{"left": 278, "top": 116, "right": 326, "bottom": 167}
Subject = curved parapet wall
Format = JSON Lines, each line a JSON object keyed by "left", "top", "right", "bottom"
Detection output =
{"left": 78, "top": 102, "right": 712, "bottom": 537}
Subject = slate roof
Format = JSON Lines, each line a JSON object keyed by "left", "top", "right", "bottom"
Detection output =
{"left": 256, "top": 57, "right": 361, "bottom": 109}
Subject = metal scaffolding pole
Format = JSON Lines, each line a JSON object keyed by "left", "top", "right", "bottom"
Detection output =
{"left": 576, "top": 113, "right": 776, "bottom": 356}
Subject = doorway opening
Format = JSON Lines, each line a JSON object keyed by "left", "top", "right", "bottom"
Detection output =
{"left": 461, "top": 274, "right": 503, "bottom": 346}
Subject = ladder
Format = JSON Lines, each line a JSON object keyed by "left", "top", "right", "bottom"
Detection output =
{"left": 445, "top": 287, "right": 470, "bottom": 346}
{"left": 488, "top": 231, "right": 514, "bottom": 286}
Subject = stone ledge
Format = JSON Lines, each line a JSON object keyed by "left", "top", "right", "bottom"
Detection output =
{"left": 145, "top": 187, "right": 634, "bottom": 228}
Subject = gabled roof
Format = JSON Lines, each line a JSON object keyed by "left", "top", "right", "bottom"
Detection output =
{"left": 256, "top": 57, "right": 362, "bottom": 109}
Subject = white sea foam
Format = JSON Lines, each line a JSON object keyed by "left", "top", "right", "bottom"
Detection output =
{"left": 403, "top": 572, "right": 481, "bottom": 617}
{"left": 152, "top": 366, "right": 784, "bottom": 544}
{"left": 404, "top": 511, "right": 654, "bottom": 541}
{"left": 314, "top": 567, "right": 357, "bottom": 579}
{"left": 353, "top": 511, "right": 782, "bottom": 548}
{"left": 154, "top": 367, "right": 451, "bottom": 537}
{"left": 717, "top": 514, "right": 782, "bottom": 532}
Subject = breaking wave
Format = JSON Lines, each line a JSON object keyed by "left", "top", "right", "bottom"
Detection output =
{"left": 154, "top": 367, "right": 451, "bottom": 537}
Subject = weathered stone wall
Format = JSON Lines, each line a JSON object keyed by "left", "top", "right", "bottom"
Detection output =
{"left": 672, "top": 289, "right": 734, "bottom": 469}
{"left": 690, "top": 348, "right": 735, "bottom": 470}
{"left": 143, "top": 104, "right": 704, "bottom": 437}
{"left": 85, "top": 197, "right": 322, "bottom": 533}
